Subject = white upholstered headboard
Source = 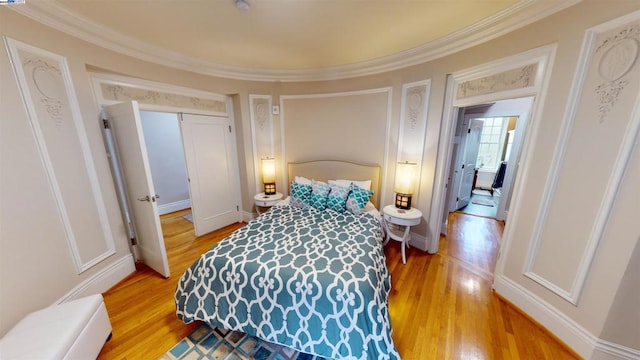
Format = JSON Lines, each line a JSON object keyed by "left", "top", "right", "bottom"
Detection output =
{"left": 287, "top": 160, "right": 382, "bottom": 208}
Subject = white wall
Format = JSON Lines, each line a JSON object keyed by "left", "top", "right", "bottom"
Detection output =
{"left": 0, "top": 12, "right": 135, "bottom": 336}
{"left": 595, "top": 239, "right": 640, "bottom": 354}
{"left": 1, "top": 2, "right": 639, "bottom": 358}
{"left": 140, "top": 111, "right": 191, "bottom": 214}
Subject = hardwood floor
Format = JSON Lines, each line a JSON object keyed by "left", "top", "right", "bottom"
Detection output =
{"left": 97, "top": 209, "right": 579, "bottom": 360}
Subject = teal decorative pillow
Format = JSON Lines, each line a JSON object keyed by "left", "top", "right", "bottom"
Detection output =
{"left": 310, "top": 180, "right": 331, "bottom": 211}
{"left": 326, "top": 183, "right": 350, "bottom": 213}
{"left": 290, "top": 181, "right": 312, "bottom": 208}
{"left": 345, "top": 183, "right": 374, "bottom": 215}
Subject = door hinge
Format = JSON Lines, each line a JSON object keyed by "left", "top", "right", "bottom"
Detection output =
{"left": 236, "top": 205, "right": 239, "bottom": 211}
{"left": 229, "top": 125, "right": 232, "bottom": 133}
{"left": 456, "top": 197, "right": 459, "bottom": 202}
{"left": 130, "top": 237, "right": 137, "bottom": 246}
{"left": 102, "top": 119, "right": 110, "bottom": 129}
{"left": 461, "top": 164, "right": 465, "bottom": 169}
{"left": 467, "top": 128, "right": 471, "bottom": 133}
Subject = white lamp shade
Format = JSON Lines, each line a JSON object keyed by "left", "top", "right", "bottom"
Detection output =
{"left": 394, "top": 162, "right": 416, "bottom": 195}
{"left": 261, "top": 158, "right": 276, "bottom": 184}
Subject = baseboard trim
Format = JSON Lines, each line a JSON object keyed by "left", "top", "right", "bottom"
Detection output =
{"left": 55, "top": 254, "right": 136, "bottom": 304}
{"left": 493, "top": 275, "right": 597, "bottom": 358}
{"left": 242, "top": 211, "right": 255, "bottom": 223}
{"left": 593, "top": 339, "right": 640, "bottom": 360}
{"left": 158, "top": 199, "right": 191, "bottom": 215}
{"left": 409, "top": 231, "right": 428, "bottom": 252}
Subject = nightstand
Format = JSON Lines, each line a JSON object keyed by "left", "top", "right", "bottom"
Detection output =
{"left": 382, "top": 205, "right": 422, "bottom": 264}
{"left": 254, "top": 192, "right": 283, "bottom": 214}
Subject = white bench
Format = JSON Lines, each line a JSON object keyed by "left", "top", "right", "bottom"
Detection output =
{"left": 0, "top": 294, "right": 112, "bottom": 360}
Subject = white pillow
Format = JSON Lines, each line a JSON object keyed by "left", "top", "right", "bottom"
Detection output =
{"left": 328, "top": 179, "right": 372, "bottom": 191}
{"left": 294, "top": 176, "right": 312, "bottom": 185}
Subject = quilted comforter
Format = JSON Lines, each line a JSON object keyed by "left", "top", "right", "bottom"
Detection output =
{"left": 175, "top": 205, "right": 399, "bottom": 359}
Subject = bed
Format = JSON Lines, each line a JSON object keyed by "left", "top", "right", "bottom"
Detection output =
{"left": 174, "top": 160, "right": 399, "bottom": 359}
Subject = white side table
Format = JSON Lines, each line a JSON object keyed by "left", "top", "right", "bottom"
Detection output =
{"left": 382, "top": 205, "right": 422, "bottom": 264}
{"left": 254, "top": 192, "right": 283, "bottom": 214}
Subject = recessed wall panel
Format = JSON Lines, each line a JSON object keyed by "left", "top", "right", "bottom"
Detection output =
{"left": 250, "top": 95, "right": 274, "bottom": 193}
{"left": 281, "top": 89, "right": 391, "bottom": 198}
{"left": 5, "top": 37, "right": 115, "bottom": 273}
{"left": 525, "top": 13, "right": 640, "bottom": 303}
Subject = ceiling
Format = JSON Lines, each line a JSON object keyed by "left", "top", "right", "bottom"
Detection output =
{"left": 13, "top": 0, "right": 579, "bottom": 81}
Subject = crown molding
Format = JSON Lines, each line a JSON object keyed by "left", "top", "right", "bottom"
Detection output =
{"left": 11, "top": 0, "right": 581, "bottom": 82}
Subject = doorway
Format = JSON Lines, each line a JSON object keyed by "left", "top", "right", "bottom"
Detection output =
{"left": 102, "top": 102, "right": 242, "bottom": 278}
{"left": 444, "top": 97, "right": 533, "bottom": 227}
{"left": 426, "top": 45, "right": 556, "bottom": 255}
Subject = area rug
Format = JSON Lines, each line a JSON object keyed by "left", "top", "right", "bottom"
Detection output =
{"left": 159, "top": 323, "right": 329, "bottom": 360}
{"left": 471, "top": 188, "right": 492, "bottom": 196}
{"left": 471, "top": 196, "right": 495, "bottom": 207}
{"left": 183, "top": 213, "right": 193, "bottom": 223}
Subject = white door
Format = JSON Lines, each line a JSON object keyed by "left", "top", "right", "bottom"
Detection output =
{"left": 104, "top": 102, "right": 170, "bottom": 277}
{"left": 456, "top": 119, "right": 483, "bottom": 209}
{"left": 180, "top": 113, "right": 241, "bottom": 236}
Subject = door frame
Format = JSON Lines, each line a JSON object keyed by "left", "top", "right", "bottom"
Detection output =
{"left": 90, "top": 73, "right": 242, "bottom": 255}
{"left": 446, "top": 98, "right": 534, "bottom": 221}
{"left": 429, "top": 44, "right": 557, "bottom": 254}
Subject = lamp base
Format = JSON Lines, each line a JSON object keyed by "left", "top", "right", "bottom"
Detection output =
{"left": 264, "top": 183, "right": 276, "bottom": 195}
{"left": 395, "top": 193, "right": 412, "bottom": 210}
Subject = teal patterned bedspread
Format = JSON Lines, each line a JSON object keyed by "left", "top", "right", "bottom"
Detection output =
{"left": 175, "top": 205, "right": 399, "bottom": 359}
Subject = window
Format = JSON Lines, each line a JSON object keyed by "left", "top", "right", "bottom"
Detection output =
{"left": 476, "top": 117, "right": 507, "bottom": 170}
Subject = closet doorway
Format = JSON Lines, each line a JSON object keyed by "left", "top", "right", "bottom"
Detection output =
{"left": 103, "top": 101, "right": 242, "bottom": 278}
{"left": 141, "top": 111, "right": 242, "bottom": 235}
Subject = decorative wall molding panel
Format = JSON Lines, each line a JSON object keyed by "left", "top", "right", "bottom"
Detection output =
{"left": 457, "top": 63, "right": 538, "bottom": 99}
{"left": 397, "top": 80, "right": 431, "bottom": 201}
{"left": 524, "top": 11, "right": 640, "bottom": 304}
{"left": 594, "top": 22, "right": 640, "bottom": 122}
{"left": 4, "top": 37, "right": 116, "bottom": 273}
{"left": 249, "top": 95, "right": 274, "bottom": 193}
{"left": 90, "top": 73, "right": 228, "bottom": 115}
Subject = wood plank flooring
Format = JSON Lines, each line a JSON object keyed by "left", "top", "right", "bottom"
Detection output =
{"left": 97, "top": 209, "right": 579, "bottom": 359}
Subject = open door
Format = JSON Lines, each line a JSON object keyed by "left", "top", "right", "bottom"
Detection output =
{"left": 455, "top": 119, "right": 483, "bottom": 209}
{"left": 103, "top": 101, "right": 170, "bottom": 277}
{"left": 180, "top": 113, "right": 241, "bottom": 236}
